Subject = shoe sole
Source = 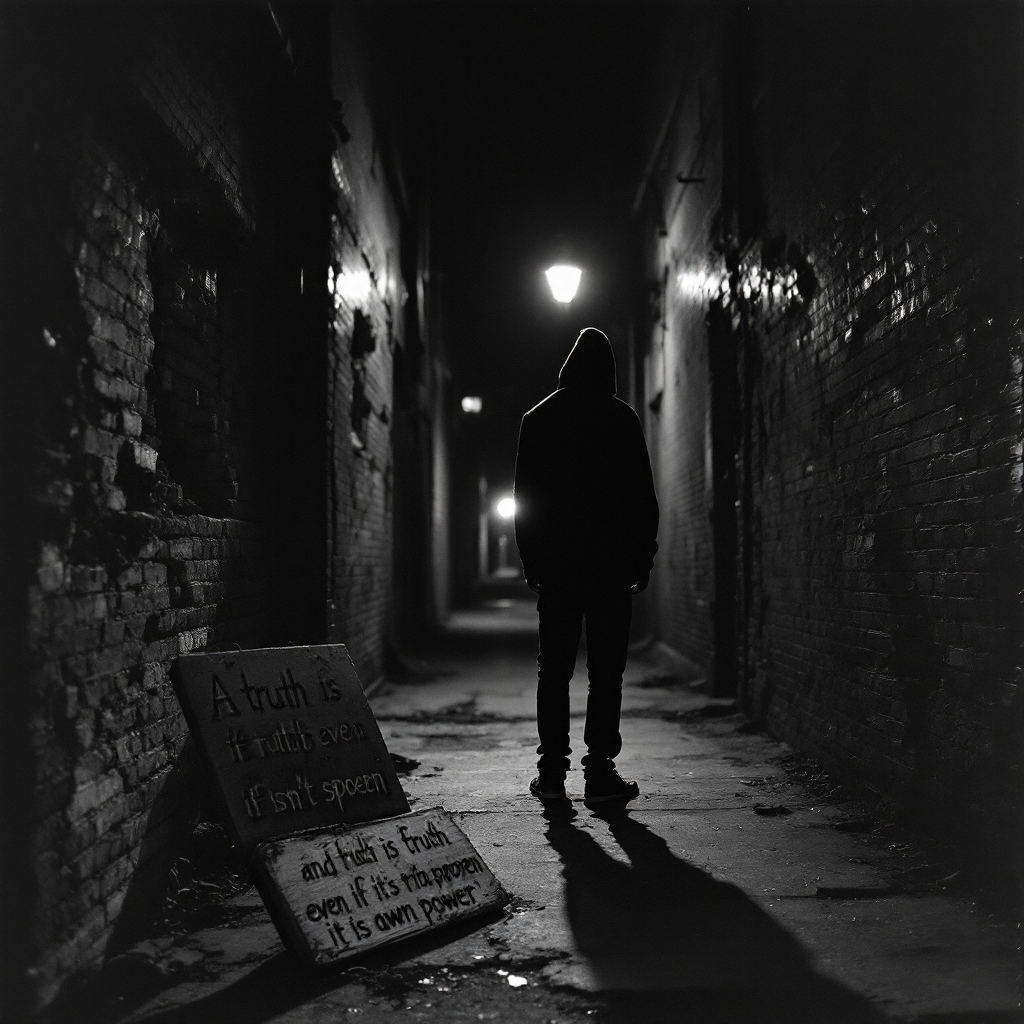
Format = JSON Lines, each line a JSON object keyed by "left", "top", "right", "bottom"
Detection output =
{"left": 531, "top": 790, "right": 567, "bottom": 801}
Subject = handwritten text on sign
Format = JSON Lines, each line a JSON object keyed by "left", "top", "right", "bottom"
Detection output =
{"left": 173, "top": 645, "right": 409, "bottom": 849}
{"left": 254, "top": 808, "right": 506, "bottom": 966}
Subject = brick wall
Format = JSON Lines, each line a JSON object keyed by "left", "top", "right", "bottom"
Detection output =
{"left": 1, "top": 2, "right": 427, "bottom": 1010}
{"left": 24, "top": 129, "right": 277, "bottom": 1004}
{"left": 640, "top": 4, "right": 1023, "bottom": 885}
{"left": 325, "top": 32, "right": 405, "bottom": 686}
{"left": 639, "top": 27, "right": 723, "bottom": 679}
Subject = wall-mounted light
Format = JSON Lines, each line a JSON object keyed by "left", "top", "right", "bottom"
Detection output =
{"left": 461, "top": 396, "right": 483, "bottom": 414}
{"left": 329, "top": 265, "right": 372, "bottom": 306}
{"left": 496, "top": 497, "right": 516, "bottom": 519}
{"left": 545, "top": 264, "right": 582, "bottom": 304}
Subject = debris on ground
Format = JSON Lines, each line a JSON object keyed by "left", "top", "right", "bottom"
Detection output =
{"left": 662, "top": 701, "right": 739, "bottom": 722}
{"left": 390, "top": 752, "right": 423, "bottom": 774}
{"left": 380, "top": 698, "right": 532, "bottom": 725}
{"left": 753, "top": 803, "right": 793, "bottom": 816}
{"left": 153, "top": 821, "right": 251, "bottom": 934}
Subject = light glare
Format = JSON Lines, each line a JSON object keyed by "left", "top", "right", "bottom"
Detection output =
{"left": 461, "top": 396, "right": 483, "bottom": 413}
{"left": 332, "top": 267, "right": 372, "bottom": 306}
{"left": 496, "top": 497, "right": 516, "bottom": 519}
{"left": 545, "top": 264, "right": 582, "bottom": 304}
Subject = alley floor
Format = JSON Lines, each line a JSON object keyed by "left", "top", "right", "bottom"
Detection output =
{"left": 85, "top": 597, "right": 1019, "bottom": 1024}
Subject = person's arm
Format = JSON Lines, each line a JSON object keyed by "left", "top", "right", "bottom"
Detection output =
{"left": 628, "top": 416, "right": 659, "bottom": 592}
{"left": 513, "top": 413, "right": 543, "bottom": 590}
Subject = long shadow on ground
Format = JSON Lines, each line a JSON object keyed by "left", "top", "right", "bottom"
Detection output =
{"left": 543, "top": 803, "right": 886, "bottom": 1023}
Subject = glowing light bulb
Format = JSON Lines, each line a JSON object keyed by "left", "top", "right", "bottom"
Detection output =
{"left": 496, "top": 497, "right": 516, "bottom": 519}
{"left": 545, "top": 265, "right": 582, "bottom": 304}
{"left": 461, "top": 396, "right": 483, "bottom": 413}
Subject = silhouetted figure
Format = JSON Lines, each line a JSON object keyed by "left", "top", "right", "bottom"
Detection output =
{"left": 514, "top": 328, "right": 658, "bottom": 805}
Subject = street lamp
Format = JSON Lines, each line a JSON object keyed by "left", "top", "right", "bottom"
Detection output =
{"left": 545, "top": 264, "right": 582, "bottom": 304}
{"left": 496, "top": 497, "right": 516, "bottom": 519}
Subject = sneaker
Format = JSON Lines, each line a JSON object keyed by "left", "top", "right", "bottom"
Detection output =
{"left": 530, "top": 773, "right": 567, "bottom": 801}
{"left": 584, "top": 769, "right": 639, "bottom": 805}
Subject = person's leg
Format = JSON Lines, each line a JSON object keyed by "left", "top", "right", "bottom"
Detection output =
{"left": 536, "top": 582, "right": 583, "bottom": 777}
{"left": 581, "top": 587, "right": 632, "bottom": 772}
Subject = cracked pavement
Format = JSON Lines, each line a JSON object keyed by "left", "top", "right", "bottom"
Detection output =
{"left": 91, "top": 597, "right": 1019, "bottom": 1024}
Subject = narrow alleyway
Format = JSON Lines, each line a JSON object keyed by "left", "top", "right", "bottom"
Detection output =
{"left": 4, "top": 4, "right": 1020, "bottom": 1019}
{"left": 85, "top": 597, "right": 1018, "bottom": 1024}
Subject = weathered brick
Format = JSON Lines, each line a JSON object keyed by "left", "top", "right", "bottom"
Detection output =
{"left": 66, "top": 772, "right": 123, "bottom": 822}
{"left": 81, "top": 426, "right": 122, "bottom": 461}
{"left": 18, "top": 3, "right": 419, "bottom": 1010}
{"left": 639, "top": 1, "right": 1022, "bottom": 907}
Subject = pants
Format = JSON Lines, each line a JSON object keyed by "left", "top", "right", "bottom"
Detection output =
{"left": 536, "top": 581, "right": 633, "bottom": 774}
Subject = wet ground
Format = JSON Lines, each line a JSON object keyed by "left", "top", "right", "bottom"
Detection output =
{"left": 76, "top": 596, "right": 1020, "bottom": 1024}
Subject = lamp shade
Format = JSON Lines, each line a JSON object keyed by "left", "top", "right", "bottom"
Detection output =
{"left": 545, "top": 264, "right": 582, "bottom": 303}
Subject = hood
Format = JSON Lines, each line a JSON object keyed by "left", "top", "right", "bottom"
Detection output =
{"left": 557, "top": 327, "right": 616, "bottom": 395}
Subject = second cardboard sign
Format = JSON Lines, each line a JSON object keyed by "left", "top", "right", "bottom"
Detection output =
{"left": 254, "top": 807, "right": 506, "bottom": 966}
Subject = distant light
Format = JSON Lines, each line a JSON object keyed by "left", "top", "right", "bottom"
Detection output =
{"left": 461, "top": 396, "right": 483, "bottom": 414}
{"left": 545, "top": 264, "right": 582, "bottom": 304}
{"left": 496, "top": 497, "right": 516, "bottom": 519}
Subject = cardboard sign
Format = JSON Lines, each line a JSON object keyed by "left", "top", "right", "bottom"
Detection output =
{"left": 173, "top": 645, "right": 409, "bottom": 849}
{"left": 253, "top": 808, "right": 507, "bottom": 966}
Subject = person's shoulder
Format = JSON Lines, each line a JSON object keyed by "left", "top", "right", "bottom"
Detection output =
{"left": 610, "top": 396, "right": 643, "bottom": 427}
{"left": 523, "top": 389, "right": 564, "bottom": 421}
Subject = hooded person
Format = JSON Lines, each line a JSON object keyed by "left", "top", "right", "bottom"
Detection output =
{"left": 513, "top": 327, "right": 659, "bottom": 806}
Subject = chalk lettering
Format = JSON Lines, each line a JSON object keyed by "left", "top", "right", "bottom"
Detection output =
{"left": 416, "top": 886, "right": 477, "bottom": 925}
{"left": 398, "top": 819, "right": 451, "bottom": 855}
{"left": 319, "top": 676, "right": 343, "bottom": 702}
{"left": 243, "top": 783, "right": 268, "bottom": 818}
{"left": 373, "top": 903, "right": 419, "bottom": 932}
{"left": 348, "top": 875, "right": 369, "bottom": 909}
{"left": 318, "top": 721, "right": 368, "bottom": 744}
{"left": 252, "top": 719, "right": 315, "bottom": 757}
{"left": 333, "top": 834, "right": 378, "bottom": 870}
{"left": 225, "top": 728, "right": 249, "bottom": 762}
{"left": 324, "top": 919, "right": 351, "bottom": 948}
{"left": 300, "top": 775, "right": 317, "bottom": 806}
{"left": 399, "top": 866, "right": 433, "bottom": 892}
{"left": 238, "top": 667, "right": 310, "bottom": 714}
{"left": 211, "top": 674, "right": 240, "bottom": 720}
{"left": 272, "top": 788, "right": 301, "bottom": 812}
{"left": 430, "top": 855, "right": 483, "bottom": 888}
{"left": 367, "top": 871, "right": 402, "bottom": 901}
{"left": 321, "top": 773, "right": 389, "bottom": 810}
{"left": 239, "top": 669, "right": 262, "bottom": 712}
{"left": 321, "top": 778, "right": 344, "bottom": 811}
{"left": 306, "top": 894, "right": 351, "bottom": 920}
{"left": 280, "top": 669, "right": 310, "bottom": 707}
{"left": 300, "top": 849, "right": 337, "bottom": 882}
